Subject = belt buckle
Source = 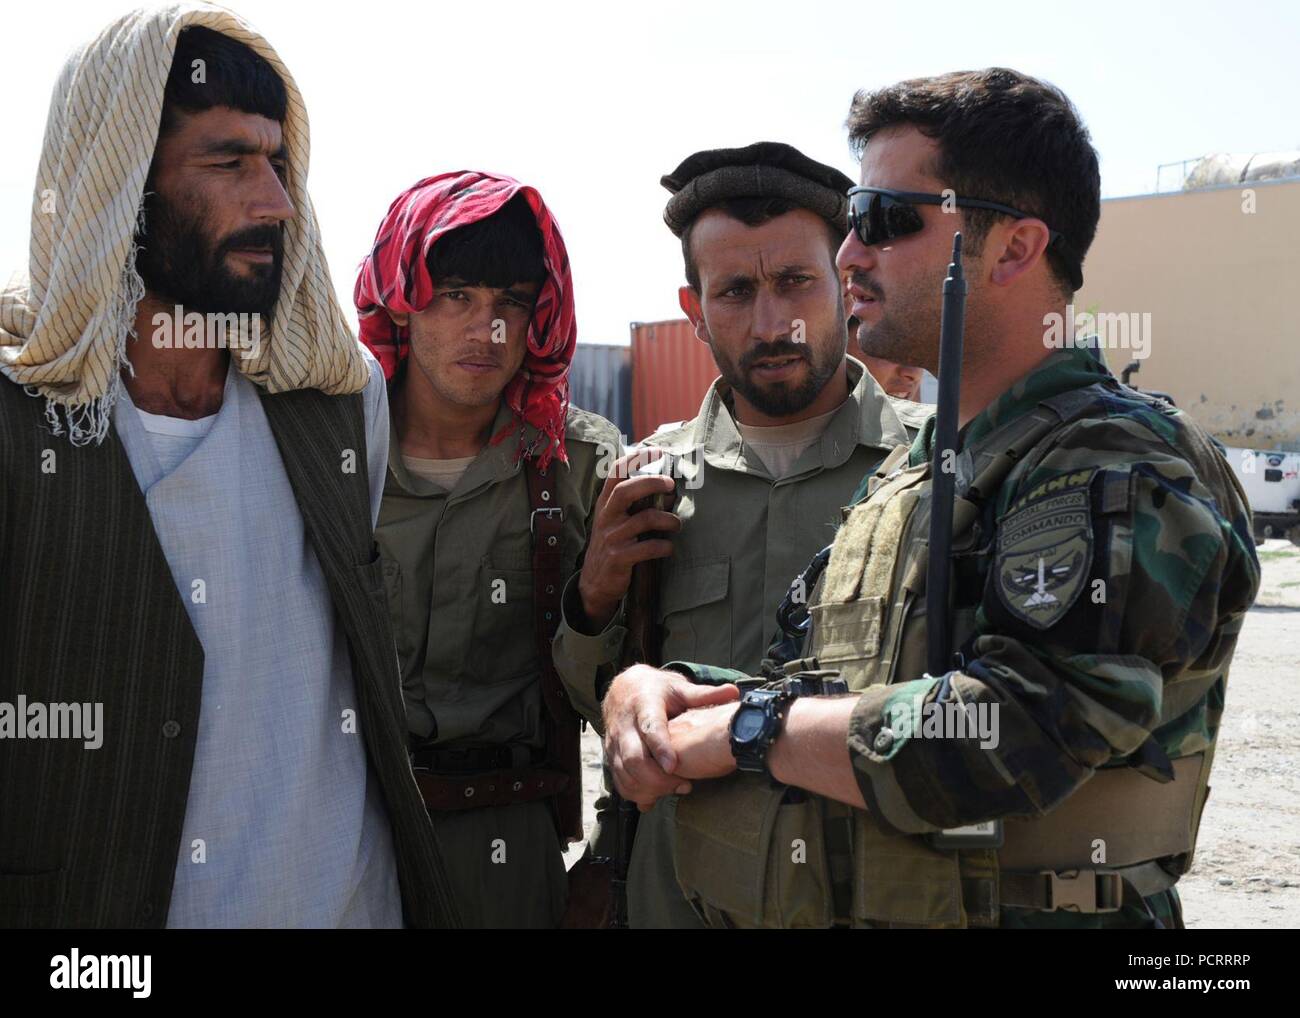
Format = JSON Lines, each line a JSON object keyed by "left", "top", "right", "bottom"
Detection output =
{"left": 530, "top": 507, "right": 565, "bottom": 534}
{"left": 1041, "top": 870, "right": 1122, "bottom": 913}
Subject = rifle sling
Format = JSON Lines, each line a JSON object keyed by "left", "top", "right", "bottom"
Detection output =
{"left": 525, "top": 457, "right": 585, "bottom": 843}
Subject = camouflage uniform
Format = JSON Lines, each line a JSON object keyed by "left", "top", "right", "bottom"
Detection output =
{"left": 668, "top": 347, "right": 1260, "bottom": 928}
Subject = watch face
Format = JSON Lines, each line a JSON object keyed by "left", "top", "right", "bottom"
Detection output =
{"left": 733, "top": 708, "right": 766, "bottom": 741}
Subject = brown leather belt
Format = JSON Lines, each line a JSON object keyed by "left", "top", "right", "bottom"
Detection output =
{"left": 414, "top": 767, "right": 571, "bottom": 811}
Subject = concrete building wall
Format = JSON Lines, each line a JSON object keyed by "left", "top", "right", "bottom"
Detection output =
{"left": 1078, "top": 177, "right": 1300, "bottom": 450}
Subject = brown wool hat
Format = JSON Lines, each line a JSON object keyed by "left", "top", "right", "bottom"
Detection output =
{"left": 661, "top": 140, "right": 855, "bottom": 237}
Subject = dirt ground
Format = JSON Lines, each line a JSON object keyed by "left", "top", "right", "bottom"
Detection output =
{"left": 567, "top": 539, "right": 1300, "bottom": 929}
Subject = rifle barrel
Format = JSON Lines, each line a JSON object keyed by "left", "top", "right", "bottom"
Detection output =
{"left": 925, "top": 232, "right": 967, "bottom": 677}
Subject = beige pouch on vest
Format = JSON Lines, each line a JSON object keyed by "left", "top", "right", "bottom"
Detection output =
{"left": 811, "top": 464, "right": 928, "bottom": 690}
{"left": 852, "top": 812, "right": 964, "bottom": 927}
{"left": 673, "top": 774, "right": 835, "bottom": 929}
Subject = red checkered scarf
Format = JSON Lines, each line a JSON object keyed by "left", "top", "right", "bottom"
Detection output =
{"left": 354, "top": 171, "right": 575, "bottom": 468}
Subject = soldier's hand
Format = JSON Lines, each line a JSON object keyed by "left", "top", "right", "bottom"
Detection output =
{"left": 578, "top": 448, "right": 681, "bottom": 631}
{"left": 602, "top": 664, "right": 740, "bottom": 810}
{"left": 667, "top": 702, "right": 740, "bottom": 780}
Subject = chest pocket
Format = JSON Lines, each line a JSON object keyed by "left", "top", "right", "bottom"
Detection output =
{"left": 469, "top": 558, "right": 538, "bottom": 684}
{"left": 656, "top": 556, "right": 731, "bottom": 665}
{"left": 468, "top": 546, "right": 581, "bottom": 684}
{"left": 809, "top": 466, "right": 928, "bottom": 690}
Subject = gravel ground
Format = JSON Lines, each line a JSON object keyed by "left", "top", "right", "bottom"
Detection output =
{"left": 567, "top": 540, "right": 1300, "bottom": 929}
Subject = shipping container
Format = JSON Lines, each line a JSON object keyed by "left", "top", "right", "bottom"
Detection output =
{"left": 630, "top": 319, "right": 719, "bottom": 441}
{"left": 568, "top": 341, "right": 632, "bottom": 440}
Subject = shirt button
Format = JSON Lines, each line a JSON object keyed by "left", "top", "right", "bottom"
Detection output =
{"left": 873, "top": 728, "right": 895, "bottom": 752}
{"left": 162, "top": 720, "right": 181, "bottom": 739}
{"left": 141, "top": 902, "right": 155, "bottom": 919}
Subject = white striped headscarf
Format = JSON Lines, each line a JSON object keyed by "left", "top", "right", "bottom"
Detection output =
{"left": 0, "top": 2, "right": 368, "bottom": 445}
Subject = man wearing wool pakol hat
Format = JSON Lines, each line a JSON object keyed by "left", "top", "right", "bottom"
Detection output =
{"left": 355, "top": 171, "right": 621, "bottom": 928}
{"left": 0, "top": 4, "right": 457, "bottom": 928}
{"left": 552, "top": 141, "right": 926, "bottom": 927}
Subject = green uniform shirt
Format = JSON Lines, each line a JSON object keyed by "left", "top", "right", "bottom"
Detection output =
{"left": 552, "top": 356, "right": 921, "bottom": 723}
{"left": 377, "top": 399, "right": 619, "bottom": 746}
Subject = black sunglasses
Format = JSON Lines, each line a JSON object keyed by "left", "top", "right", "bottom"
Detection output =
{"left": 847, "top": 186, "right": 1083, "bottom": 290}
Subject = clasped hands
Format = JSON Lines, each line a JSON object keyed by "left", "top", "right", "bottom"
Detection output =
{"left": 601, "top": 664, "right": 743, "bottom": 811}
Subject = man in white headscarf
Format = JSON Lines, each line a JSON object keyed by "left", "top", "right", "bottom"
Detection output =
{"left": 0, "top": 4, "right": 458, "bottom": 929}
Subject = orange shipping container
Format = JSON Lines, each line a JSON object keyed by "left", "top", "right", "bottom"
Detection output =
{"left": 630, "top": 319, "right": 719, "bottom": 441}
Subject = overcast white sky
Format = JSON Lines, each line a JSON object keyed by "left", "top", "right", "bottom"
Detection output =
{"left": 2, "top": 0, "right": 1297, "bottom": 344}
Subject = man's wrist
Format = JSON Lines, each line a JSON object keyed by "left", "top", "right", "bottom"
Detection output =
{"left": 715, "top": 704, "right": 741, "bottom": 776}
{"left": 577, "top": 584, "right": 618, "bottom": 634}
{"left": 572, "top": 576, "right": 619, "bottom": 635}
{"left": 766, "top": 697, "right": 808, "bottom": 786}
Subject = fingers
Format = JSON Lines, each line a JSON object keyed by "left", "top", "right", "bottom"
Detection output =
{"left": 608, "top": 728, "right": 681, "bottom": 805}
{"left": 599, "top": 473, "right": 676, "bottom": 522}
{"left": 672, "top": 681, "right": 742, "bottom": 711}
{"left": 635, "top": 695, "right": 678, "bottom": 775}
{"left": 594, "top": 447, "right": 668, "bottom": 515}
{"left": 602, "top": 537, "right": 675, "bottom": 570}
{"left": 614, "top": 508, "right": 682, "bottom": 540}
{"left": 634, "top": 781, "right": 691, "bottom": 812}
{"left": 602, "top": 667, "right": 705, "bottom": 807}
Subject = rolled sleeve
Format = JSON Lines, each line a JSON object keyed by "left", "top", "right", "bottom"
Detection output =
{"left": 846, "top": 677, "right": 947, "bottom": 835}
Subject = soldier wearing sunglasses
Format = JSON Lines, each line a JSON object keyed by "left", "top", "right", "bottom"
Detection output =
{"left": 604, "top": 68, "right": 1258, "bottom": 929}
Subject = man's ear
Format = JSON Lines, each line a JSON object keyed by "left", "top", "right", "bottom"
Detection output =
{"left": 986, "top": 218, "right": 1053, "bottom": 289}
{"left": 386, "top": 308, "right": 409, "bottom": 328}
{"left": 678, "top": 286, "right": 710, "bottom": 345}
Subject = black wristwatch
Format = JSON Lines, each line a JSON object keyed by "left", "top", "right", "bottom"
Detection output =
{"left": 729, "top": 688, "right": 794, "bottom": 775}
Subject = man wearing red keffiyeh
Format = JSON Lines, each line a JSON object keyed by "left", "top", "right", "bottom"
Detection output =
{"left": 356, "top": 173, "right": 620, "bottom": 927}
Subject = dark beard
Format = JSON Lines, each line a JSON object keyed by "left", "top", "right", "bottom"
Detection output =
{"left": 717, "top": 336, "right": 840, "bottom": 418}
{"left": 848, "top": 270, "right": 943, "bottom": 375}
{"left": 134, "top": 188, "right": 283, "bottom": 320}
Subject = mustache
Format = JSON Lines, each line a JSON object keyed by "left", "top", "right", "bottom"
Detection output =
{"left": 739, "top": 339, "right": 809, "bottom": 372}
{"left": 218, "top": 224, "right": 284, "bottom": 259}
{"left": 846, "top": 272, "right": 884, "bottom": 299}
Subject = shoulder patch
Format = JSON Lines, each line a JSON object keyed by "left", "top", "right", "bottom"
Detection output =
{"left": 995, "top": 468, "right": 1095, "bottom": 630}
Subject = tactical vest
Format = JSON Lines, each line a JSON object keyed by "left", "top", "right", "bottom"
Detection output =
{"left": 673, "top": 383, "right": 1217, "bottom": 928}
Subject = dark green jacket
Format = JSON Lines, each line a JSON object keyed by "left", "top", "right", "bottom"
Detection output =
{"left": 0, "top": 378, "right": 459, "bottom": 928}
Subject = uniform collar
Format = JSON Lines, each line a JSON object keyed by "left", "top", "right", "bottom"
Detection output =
{"left": 910, "top": 346, "right": 1112, "bottom": 467}
{"left": 387, "top": 395, "right": 530, "bottom": 499}
{"left": 691, "top": 356, "right": 909, "bottom": 479}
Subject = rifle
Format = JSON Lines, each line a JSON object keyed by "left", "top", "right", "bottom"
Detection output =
{"left": 925, "top": 232, "right": 966, "bottom": 678}
{"left": 607, "top": 453, "right": 677, "bottom": 926}
{"left": 923, "top": 232, "right": 1003, "bottom": 851}
{"left": 563, "top": 455, "right": 674, "bottom": 928}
